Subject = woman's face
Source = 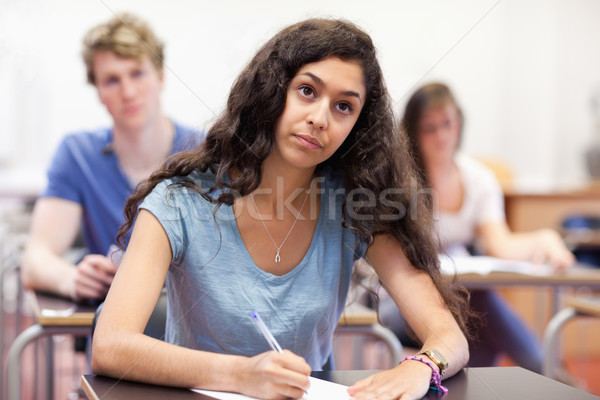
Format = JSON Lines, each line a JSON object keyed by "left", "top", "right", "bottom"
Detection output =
{"left": 417, "top": 103, "right": 461, "bottom": 165}
{"left": 271, "top": 56, "right": 366, "bottom": 171}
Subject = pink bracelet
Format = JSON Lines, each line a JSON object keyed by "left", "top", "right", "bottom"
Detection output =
{"left": 400, "top": 356, "right": 448, "bottom": 394}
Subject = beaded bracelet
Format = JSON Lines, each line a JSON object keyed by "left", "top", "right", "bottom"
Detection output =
{"left": 399, "top": 356, "right": 449, "bottom": 394}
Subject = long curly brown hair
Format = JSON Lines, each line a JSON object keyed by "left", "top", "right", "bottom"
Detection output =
{"left": 117, "top": 18, "right": 470, "bottom": 336}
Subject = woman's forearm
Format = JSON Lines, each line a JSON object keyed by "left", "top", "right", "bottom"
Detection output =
{"left": 418, "top": 326, "right": 469, "bottom": 378}
{"left": 92, "top": 331, "right": 247, "bottom": 391}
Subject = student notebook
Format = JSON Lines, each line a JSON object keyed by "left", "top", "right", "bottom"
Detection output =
{"left": 191, "top": 376, "right": 350, "bottom": 399}
{"left": 439, "top": 255, "right": 554, "bottom": 276}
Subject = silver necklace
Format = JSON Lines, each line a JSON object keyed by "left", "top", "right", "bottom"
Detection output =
{"left": 250, "top": 191, "right": 309, "bottom": 263}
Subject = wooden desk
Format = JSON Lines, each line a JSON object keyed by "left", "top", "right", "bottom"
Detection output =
{"left": 454, "top": 261, "right": 600, "bottom": 358}
{"left": 5, "top": 291, "right": 97, "bottom": 400}
{"left": 504, "top": 185, "right": 600, "bottom": 233}
{"left": 565, "top": 296, "right": 600, "bottom": 317}
{"left": 543, "top": 296, "right": 600, "bottom": 377}
{"left": 457, "top": 263, "right": 600, "bottom": 291}
{"left": 81, "top": 367, "right": 599, "bottom": 399}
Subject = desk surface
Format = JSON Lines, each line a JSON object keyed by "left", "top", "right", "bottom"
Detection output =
{"left": 81, "top": 367, "right": 599, "bottom": 400}
{"left": 31, "top": 263, "right": 600, "bottom": 326}
{"left": 33, "top": 263, "right": 600, "bottom": 325}
{"left": 457, "top": 263, "right": 600, "bottom": 289}
{"left": 31, "top": 291, "right": 97, "bottom": 327}
{"left": 566, "top": 296, "right": 600, "bottom": 317}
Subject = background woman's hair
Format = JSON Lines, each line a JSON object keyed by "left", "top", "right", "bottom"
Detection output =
{"left": 402, "top": 82, "right": 464, "bottom": 186}
{"left": 117, "top": 18, "right": 472, "bottom": 336}
{"left": 82, "top": 12, "right": 164, "bottom": 85}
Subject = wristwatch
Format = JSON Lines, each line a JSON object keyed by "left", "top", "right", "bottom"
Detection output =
{"left": 418, "top": 349, "right": 448, "bottom": 377}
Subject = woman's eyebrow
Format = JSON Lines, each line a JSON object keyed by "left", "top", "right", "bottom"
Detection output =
{"left": 300, "top": 72, "right": 363, "bottom": 103}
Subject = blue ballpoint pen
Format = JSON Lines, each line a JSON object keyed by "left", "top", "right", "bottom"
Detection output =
{"left": 251, "top": 311, "right": 283, "bottom": 353}
{"left": 252, "top": 311, "right": 310, "bottom": 397}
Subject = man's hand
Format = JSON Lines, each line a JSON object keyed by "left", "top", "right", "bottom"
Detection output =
{"left": 72, "top": 254, "right": 117, "bottom": 300}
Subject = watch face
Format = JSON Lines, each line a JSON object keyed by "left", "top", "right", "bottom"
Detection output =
{"left": 421, "top": 349, "right": 448, "bottom": 372}
{"left": 429, "top": 349, "right": 448, "bottom": 366}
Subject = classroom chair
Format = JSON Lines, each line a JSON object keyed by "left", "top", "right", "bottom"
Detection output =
{"left": 334, "top": 302, "right": 403, "bottom": 369}
{"left": 542, "top": 295, "right": 600, "bottom": 379}
{"left": 474, "top": 156, "right": 514, "bottom": 191}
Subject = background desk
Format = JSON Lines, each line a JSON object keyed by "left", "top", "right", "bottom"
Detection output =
{"left": 6, "top": 291, "right": 96, "bottom": 400}
{"left": 457, "top": 263, "right": 600, "bottom": 291}
{"left": 458, "top": 264, "right": 600, "bottom": 357}
{"left": 456, "top": 263, "right": 600, "bottom": 358}
{"left": 504, "top": 185, "right": 600, "bottom": 233}
{"left": 81, "top": 367, "right": 599, "bottom": 400}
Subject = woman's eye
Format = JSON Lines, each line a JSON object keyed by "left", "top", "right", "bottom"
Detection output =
{"left": 336, "top": 102, "right": 352, "bottom": 114}
{"left": 299, "top": 85, "right": 315, "bottom": 98}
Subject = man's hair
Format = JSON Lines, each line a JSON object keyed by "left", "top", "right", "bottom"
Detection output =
{"left": 82, "top": 12, "right": 164, "bottom": 85}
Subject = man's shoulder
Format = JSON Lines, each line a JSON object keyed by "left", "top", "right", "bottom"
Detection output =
{"left": 172, "top": 122, "right": 205, "bottom": 152}
{"left": 58, "top": 128, "right": 112, "bottom": 155}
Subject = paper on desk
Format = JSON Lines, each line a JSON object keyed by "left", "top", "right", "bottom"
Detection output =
{"left": 440, "top": 255, "right": 554, "bottom": 276}
{"left": 191, "top": 376, "right": 350, "bottom": 399}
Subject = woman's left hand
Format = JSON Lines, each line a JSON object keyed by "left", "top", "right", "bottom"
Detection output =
{"left": 347, "top": 359, "right": 433, "bottom": 400}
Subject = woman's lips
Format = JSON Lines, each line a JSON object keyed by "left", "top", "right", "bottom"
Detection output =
{"left": 294, "top": 134, "right": 321, "bottom": 149}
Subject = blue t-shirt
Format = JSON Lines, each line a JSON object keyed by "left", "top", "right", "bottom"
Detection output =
{"left": 42, "top": 122, "right": 201, "bottom": 255}
{"left": 140, "top": 169, "right": 366, "bottom": 369}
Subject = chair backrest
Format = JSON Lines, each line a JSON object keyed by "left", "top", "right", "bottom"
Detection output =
{"left": 473, "top": 156, "right": 514, "bottom": 192}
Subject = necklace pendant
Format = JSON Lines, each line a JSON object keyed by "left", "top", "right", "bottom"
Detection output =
{"left": 275, "top": 249, "right": 281, "bottom": 263}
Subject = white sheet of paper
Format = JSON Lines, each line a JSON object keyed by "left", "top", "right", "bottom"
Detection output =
{"left": 440, "top": 255, "right": 553, "bottom": 276}
{"left": 190, "top": 376, "right": 350, "bottom": 399}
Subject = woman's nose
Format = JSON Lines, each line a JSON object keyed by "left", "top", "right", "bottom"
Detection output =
{"left": 306, "top": 100, "right": 328, "bottom": 130}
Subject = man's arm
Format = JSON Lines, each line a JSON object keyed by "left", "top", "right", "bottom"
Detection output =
{"left": 21, "top": 197, "right": 116, "bottom": 299}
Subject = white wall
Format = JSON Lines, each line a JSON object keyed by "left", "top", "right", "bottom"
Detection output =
{"left": 1, "top": 0, "right": 599, "bottom": 190}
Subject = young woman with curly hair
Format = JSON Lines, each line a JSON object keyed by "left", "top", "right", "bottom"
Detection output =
{"left": 92, "top": 19, "right": 470, "bottom": 400}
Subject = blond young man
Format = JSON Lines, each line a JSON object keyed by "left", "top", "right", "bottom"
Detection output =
{"left": 22, "top": 13, "right": 201, "bottom": 301}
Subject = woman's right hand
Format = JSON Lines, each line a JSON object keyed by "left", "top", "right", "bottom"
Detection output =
{"left": 239, "top": 350, "right": 311, "bottom": 400}
{"left": 531, "top": 229, "right": 575, "bottom": 271}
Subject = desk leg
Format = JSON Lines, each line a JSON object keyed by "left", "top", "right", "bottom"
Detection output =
{"left": 1, "top": 263, "right": 22, "bottom": 400}
{"left": 46, "top": 336, "right": 54, "bottom": 400}
{"left": 542, "top": 307, "right": 577, "bottom": 378}
{"left": 6, "top": 324, "right": 44, "bottom": 400}
{"left": 6, "top": 325, "right": 91, "bottom": 400}
{"left": 0, "top": 263, "right": 6, "bottom": 400}
{"left": 552, "top": 287, "right": 564, "bottom": 315}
